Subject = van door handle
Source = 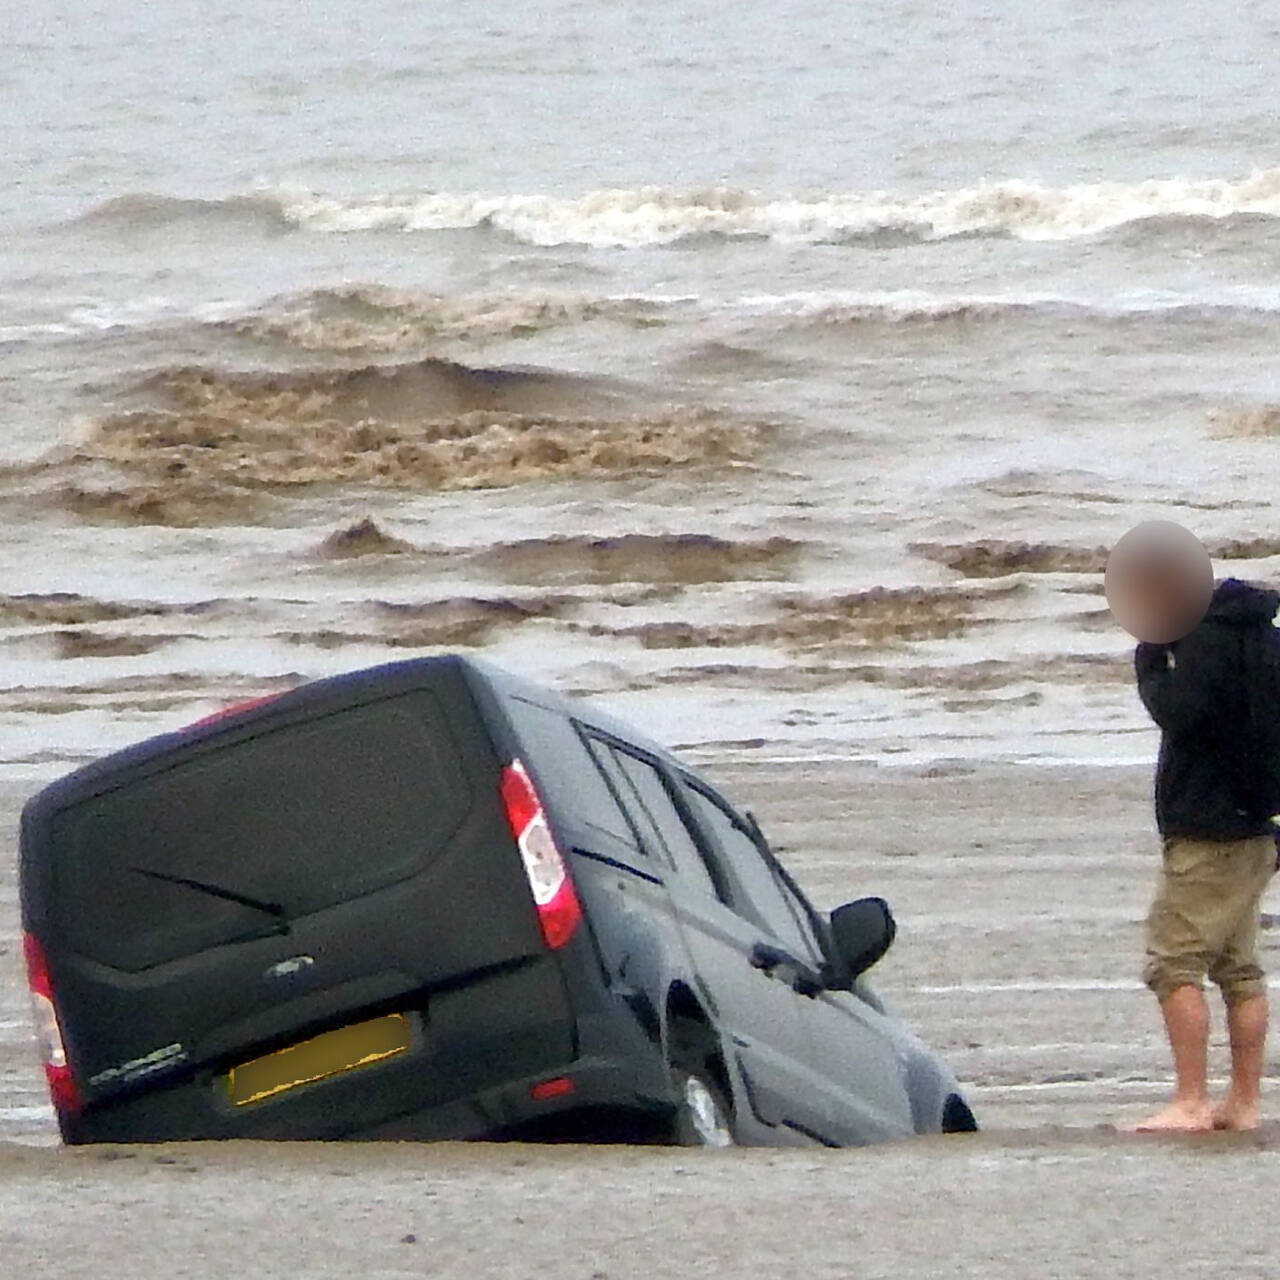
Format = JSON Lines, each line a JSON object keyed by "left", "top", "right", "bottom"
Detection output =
{"left": 749, "top": 942, "right": 789, "bottom": 972}
{"left": 749, "top": 942, "right": 825, "bottom": 997}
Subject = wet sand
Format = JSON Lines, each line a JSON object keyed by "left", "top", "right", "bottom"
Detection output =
{"left": 4, "top": 1126, "right": 1280, "bottom": 1280}
{"left": 2, "top": 759, "right": 1278, "bottom": 1277}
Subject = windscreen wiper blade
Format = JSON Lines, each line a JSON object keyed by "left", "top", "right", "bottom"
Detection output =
{"left": 129, "top": 866, "right": 290, "bottom": 933}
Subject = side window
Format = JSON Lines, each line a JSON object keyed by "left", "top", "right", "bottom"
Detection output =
{"left": 583, "top": 735, "right": 664, "bottom": 859}
{"left": 588, "top": 738, "right": 724, "bottom": 902}
{"left": 508, "top": 699, "right": 636, "bottom": 847}
{"left": 773, "top": 870, "right": 827, "bottom": 963}
{"left": 683, "top": 783, "right": 820, "bottom": 961}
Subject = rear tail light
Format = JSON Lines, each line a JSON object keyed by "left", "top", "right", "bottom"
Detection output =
{"left": 529, "top": 1075, "right": 575, "bottom": 1101}
{"left": 22, "top": 933, "right": 81, "bottom": 1114}
{"left": 500, "top": 759, "right": 582, "bottom": 950}
{"left": 185, "top": 693, "right": 282, "bottom": 732}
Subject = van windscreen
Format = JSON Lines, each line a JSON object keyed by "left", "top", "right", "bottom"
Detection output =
{"left": 48, "top": 691, "right": 471, "bottom": 972}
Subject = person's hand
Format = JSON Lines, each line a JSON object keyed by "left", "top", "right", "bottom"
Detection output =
{"left": 1135, "top": 641, "right": 1173, "bottom": 677}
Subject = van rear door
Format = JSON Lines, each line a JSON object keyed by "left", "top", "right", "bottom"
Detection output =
{"left": 21, "top": 659, "right": 575, "bottom": 1141}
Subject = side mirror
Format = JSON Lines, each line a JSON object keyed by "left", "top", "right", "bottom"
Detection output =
{"left": 828, "top": 897, "right": 896, "bottom": 982}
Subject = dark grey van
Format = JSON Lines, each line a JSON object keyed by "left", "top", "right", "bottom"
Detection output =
{"left": 20, "top": 655, "right": 975, "bottom": 1147}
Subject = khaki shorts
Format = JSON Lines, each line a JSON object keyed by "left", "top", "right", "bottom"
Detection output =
{"left": 1143, "top": 836, "right": 1275, "bottom": 1004}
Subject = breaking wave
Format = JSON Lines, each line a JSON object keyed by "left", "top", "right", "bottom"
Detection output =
{"left": 573, "top": 582, "right": 1026, "bottom": 653}
{"left": 241, "top": 581, "right": 1032, "bottom": 658}
{"left": 30, "top": 280, "right": 1280, "bottom": 356}
{"left": 915, "top": 536, "right": 1280, "bottom": 580}
{"left": 272, "top": 170, "right": 1280, "bottom": 246}
{"left": 114, "top": 356, "right": 614, "bottom": 420}
{"left": 914, "top": 541, "right": 1110, "bottom": 578}
{"left": 51, "top": 631, "right": 181, "bottom": 660}
{"left": 468, "top": 532, "right": 802, "bottom": 584}
{"left": 74, "top": 169, "right": 1280, "bottom": 247}
{"left": 311, "top": 521, "right": 804, "bottom": 584}
{"left": 315, "top": 518, "right": 417, "bottom": 558}
{"left": 1206, "top": 535, "right": 1280, "bottom": 560}
{"left": 279, "top": 596, "right": 574, "bottom": 651}
{"left": 219, "top": 284, "right": 678, "bottom": 354}
{"left": 745, "top": 293, "right": 1266, "bottom": 330}
{"left": 0, "top": 593, "right": 219, "bottom": 663}
{"left": 0, "top": 593, "right": 212, "bottom": 627}
{"left": 12, "top": 358, "right": 765, "bottom": 524}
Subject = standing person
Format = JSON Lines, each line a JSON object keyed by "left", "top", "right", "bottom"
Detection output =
{"left": 1106, "top": 521, "right": 1280, "bottom": 1133}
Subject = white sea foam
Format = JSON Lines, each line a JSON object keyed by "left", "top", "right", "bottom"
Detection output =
{"left": 52, "top": 280, "right": 1280, "bottom": 354}
{"left": 732, "top": 283, "right": 1280, "bottom": 321}
{"left": 0, "top": 322, "right": 79, "bottom": 342}
{"left": 268, "top": 169, "right": 1280, "bottom": 247}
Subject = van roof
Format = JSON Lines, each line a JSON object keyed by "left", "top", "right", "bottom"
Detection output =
{"left": 22, "top": 653, "right": 679, "bottom": 826}
{"left": 20, "top": 655, "right": 461, "bottom": 820}
{"left": 465, "top": 656, "right": 675, "bottom": 760}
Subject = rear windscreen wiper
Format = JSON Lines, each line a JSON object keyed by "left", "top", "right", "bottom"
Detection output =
{"left": 129, "top": 866, "right": 290, "bottom": 934}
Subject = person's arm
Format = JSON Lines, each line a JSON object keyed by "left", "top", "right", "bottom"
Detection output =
{"left": 1135, "top": 628, "right": 1220, "bottom": 732}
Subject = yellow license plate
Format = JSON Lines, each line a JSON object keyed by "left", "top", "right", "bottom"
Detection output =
{"left": 227, "top": 1013, "right": 412, "bottom": 1107}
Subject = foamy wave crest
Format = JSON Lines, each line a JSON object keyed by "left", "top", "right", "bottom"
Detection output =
{"left": 221, "top": 284, "right": 679, "bottom": 353}
{"left": 736, "top": 287, "right": 1280, "bottom": 331}
{"left": 7, "top": 359, "right": 768, "bottom": 524}
{"left": 570, "top": 581, "right": 1028, "bottom": 653}
{"left": 215, "top": 284, "right": 1280, "bottom": 359}
{"left": 265, "top": 169, "right": 1280, "bottom": 246}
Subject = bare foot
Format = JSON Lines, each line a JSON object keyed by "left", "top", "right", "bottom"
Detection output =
{"left": 1212, "top": 1098, "right": 1261, "bottom": 1131}
{"left": 1123, "top": 1100, "right": 1214, "bottom": 1133}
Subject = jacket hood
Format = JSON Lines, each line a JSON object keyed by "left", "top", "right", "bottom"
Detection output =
{"left": 1206, "top": 577, "right": 1280, "bottom": 626}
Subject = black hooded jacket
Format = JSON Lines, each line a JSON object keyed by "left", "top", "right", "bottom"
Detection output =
{"left": 1135, "top": 578, "right": 1280, "bottom": 840}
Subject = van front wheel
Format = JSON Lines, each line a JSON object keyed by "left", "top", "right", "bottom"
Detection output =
{"left": 670, "top": 1069, "right": 735, "bottom": 1148}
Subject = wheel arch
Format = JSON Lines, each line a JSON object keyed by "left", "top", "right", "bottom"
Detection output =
{"left": 662, "top": 981, "right": 732, "bottom": 1102}
{"left": 904, "top": 1046, "right": 976, "bottom": 1134}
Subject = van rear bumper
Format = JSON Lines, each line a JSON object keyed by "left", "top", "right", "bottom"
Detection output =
{"left": 357, "top": 1053, "right": 677, "bottom": 1143}
{"left": 61, "top": 1045, "right": 675, "bottom": 1146}
{"left": 345, "top": 1054, "right": 675, "bottom": 1146}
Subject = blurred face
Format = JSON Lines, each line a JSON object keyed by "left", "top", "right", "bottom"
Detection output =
{"left": 1105, "top": 521, "right": 1213, "bottom": 643}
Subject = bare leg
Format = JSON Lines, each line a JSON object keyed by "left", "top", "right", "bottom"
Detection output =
{"left": 1127, "top": 984, "right": 1214, "bottom": 1132}
{"left": 1213, "top": 994, "right": 1268, "bottom": 1131}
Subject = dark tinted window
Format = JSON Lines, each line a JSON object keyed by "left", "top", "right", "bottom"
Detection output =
{"left": 583, "top": 736, "right": 662, "bottom": 854}
{"left": 50, "top": 692, "right": 470, "bottom": 971}
{"left": 587, "top": 738, "right": 723, "bottom": 900}
{"left": 773, "top": 867, "right": 826, "bottom": 960}
{"left": 683, "top": 783, "right": 818, "bottom": 959}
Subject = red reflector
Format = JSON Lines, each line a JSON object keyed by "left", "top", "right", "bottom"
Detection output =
{"left": 529, "top": 1076, "right": 575, "bottom": 1102}
{"left": 22, "top": 933, "right": 81, "bottom": 1114}
{"left": 186, "top": 694, "right": 282, "bottom": 732}
{"left": 500, "top": 760, "right": 583, "bottom": 950}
